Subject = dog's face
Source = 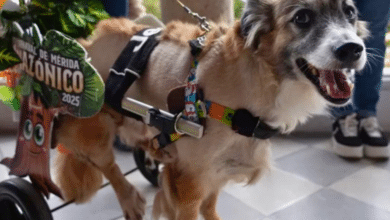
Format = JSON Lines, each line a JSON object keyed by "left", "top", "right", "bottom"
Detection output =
{"left": 242, "top": 0, "right": 368, "bottom": 105}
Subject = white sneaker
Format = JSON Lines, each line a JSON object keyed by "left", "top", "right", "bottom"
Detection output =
{"left": 332, "top": 114, "right": 363, "bottom": 158}
{"left": 360, "top": 117, "right": 389, "bottom": 159}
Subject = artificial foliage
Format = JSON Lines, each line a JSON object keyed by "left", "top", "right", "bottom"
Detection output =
{"left": 0, "top": 0, "right": 110, "bottom": 71}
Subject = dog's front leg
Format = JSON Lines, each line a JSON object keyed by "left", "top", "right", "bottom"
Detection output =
{"left": 86, "top": 136, "right": 146, "bottom": 220}
{"left": 97, "top": 156, "right": 146, "bottom": 220}
{"left": 200, "top": 191, "right": 222, "bottom": 220}
{"left": 176, "top": 200, "right": 202, "bottom": 220}
{"left": 156, "top": 163, "right": 205, "bottom": 220}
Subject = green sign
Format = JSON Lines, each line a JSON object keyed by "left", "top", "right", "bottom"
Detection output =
{"left": 12, "top": 21, "right": 104, "bottom": 117}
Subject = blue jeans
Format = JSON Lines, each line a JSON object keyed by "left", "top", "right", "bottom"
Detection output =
{"left": 332, "top": 0, "right": 390, "bottom": 118}
{"left": 101, "top": 0, "right": 129, "bottom": 17}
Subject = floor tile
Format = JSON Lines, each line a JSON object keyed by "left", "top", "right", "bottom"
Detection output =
{"left": 125, "top": 170, "right": 159, "bottom": 207}
{"left": 2, "top": 133, "right": 390, "bottom": 220}
{"left": 311, "top": 138, "right": 335, "bottom": 153}
{"left": 51, "top": 179, "right": 125, "bottom": 220}
{"left": 276, "top": 147, "right": 370, "bottom": 186}
{"left": 113, "top": 149, "right": 137, "bottom": 175}
{"left": 113, "top": 189, "right": 265, "bottom": 220}
{"left": 330, "top": 166, "right": 390, "bottom": 213}
{"left": 0, "top": 135, "right": 17, "bottom": 159}
{"left": 224, "top": 167, "right": 322, "bottom": 216}
{"left": 285, "top": 133, "right": 332, "bottom": 146}
{"left": 112, "top": 206, "right": 153, "bottom": 220}
{"left": 270, "top": 137, "right": 309, "bottom": 160}
{"left": 51, "top": 170, "right": 156, "bottom": 220}
{"left": 215, "top": 192, "right": 265, "bottom": 220}
{"left": 0, "top": 140, "right": 15, "bottom": 181}
{"left": 269, "top": 188, "right": 390, "bottom": 220}
{"left": 371, "top": 159, "right": 390, "bottom": 172}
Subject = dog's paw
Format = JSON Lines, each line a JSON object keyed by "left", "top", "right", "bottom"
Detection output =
{"left": 159, "top": 145, "right": 178, "bottom": 163}
{"left": 138, "top": 138, "right": 178, "bottom": 163}
{"left": 119, "top": 185, "right": 146, "bottom": 220}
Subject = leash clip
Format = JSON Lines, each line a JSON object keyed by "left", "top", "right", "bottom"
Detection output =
{"left": 176, "top": 0, "right": 211, "bottom": 32}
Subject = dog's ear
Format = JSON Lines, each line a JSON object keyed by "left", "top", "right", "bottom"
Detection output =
{"left": 241, "top": 0, "right": 274, "bottom": 50}
{"left": 356, "top": 20, "right": 369, "bottom": 40}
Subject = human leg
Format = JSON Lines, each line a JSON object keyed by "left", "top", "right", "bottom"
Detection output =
{"left": 354, "top": 0, "right": 390, "bottom": 158}
{"left": 332, "top": 0, "right": 390, "bottom": 158}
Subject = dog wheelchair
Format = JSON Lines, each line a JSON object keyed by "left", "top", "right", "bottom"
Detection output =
{"left": 0, "top": 95, "right": 203, "bottom": 220}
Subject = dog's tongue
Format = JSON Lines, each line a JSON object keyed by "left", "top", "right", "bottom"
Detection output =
{"left": 319, "top": 70, "right": 351, "bottom": 99}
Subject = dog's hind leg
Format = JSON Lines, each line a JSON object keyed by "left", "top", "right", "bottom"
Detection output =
{"left": 200, "top": 191, "right": 222, "bottom": 220}
{"left": 77, "top": 117, "right": 146, "bottom": 220}
{"left": 91, "top": 152, "right": 146, "bottom": 220}
{"left": 54, "top": 112, "right": 146, "bottom": 220}
{"left": 54, "top": 151, "right": 103, "bottom": 203}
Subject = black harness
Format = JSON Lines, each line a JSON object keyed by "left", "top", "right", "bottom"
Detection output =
{"left": 105, "top": 28, "right": 162, "bottom": 118}
{"left": 104, "top": 28, "right": 279, "bottom": 149}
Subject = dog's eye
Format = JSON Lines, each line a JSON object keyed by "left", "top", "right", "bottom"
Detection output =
{"left": 344, "top": 6, "right": 356, "bottom": 20}
{"left": 293, "top": 9, "right": 314, "bottom": 28}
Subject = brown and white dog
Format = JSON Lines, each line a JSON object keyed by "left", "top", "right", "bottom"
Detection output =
{"left": 53, "top": 0, "right": 368, "bottom": 219}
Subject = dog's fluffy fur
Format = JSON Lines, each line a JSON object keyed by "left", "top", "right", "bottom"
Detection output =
{"left": 53, "top": 0, "right": 368, "bottom": 219}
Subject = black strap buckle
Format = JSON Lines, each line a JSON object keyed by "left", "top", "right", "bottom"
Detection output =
{"left": 145, "top": 108, "right": 177, "bottom": 135}
{"left": 253, "top": 120, "right": 279, "bottom": 140}
{"left": 232, "top": 109, "right": 278, "bottom": 139}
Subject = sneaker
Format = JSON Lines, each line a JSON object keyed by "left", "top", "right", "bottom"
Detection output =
{"left": 359, "top": 116, "right": 389, "bottom": 159}
{"left": 332, "top": 113, "right": 363, "bottom": 158}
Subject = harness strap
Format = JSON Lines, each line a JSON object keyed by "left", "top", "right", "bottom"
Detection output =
{"left": 198, "top": 101, "right": 278, "bottom": 139}
{"left": 105, "top": 28, "right": 162, "bottom": 118}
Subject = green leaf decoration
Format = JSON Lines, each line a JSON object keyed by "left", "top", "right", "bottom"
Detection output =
{"left": 80, "top": 14, "right": 97, "bottom": 23}
{"left": 30, "top": 1, "right": 50, "bottom": 11}
{"left": 66, "top": 9, "right": 86, "bottom": 28}
{"left": 19, "top": 74, "right": 33, "bottom": 97}
{"left": 0, "top": 43, "right": 21, "bottom": 71}
{"left": 32, "top": 23, "right": 43, "bottom": 46}
{"left": 0, "top": 86, "right": 20, "bottom": 111}
{"left": 59, "top": 10, "right": 76, "bottom": 34}
{"left": 43, "top": 30, "right": 86, "bottom": 59}
{"left": 32, "top": 81, "right": 42, "bottom": 94}
{"left": 19, "top": 0, "right": 25, "bottom": 8}
{"left": 0, "top": 86, "right": 14, "bottom": 102}
{"left": 78, "top": 60, "right": 105, "bottom": 117}
{"left": 0, "top": 10, "right": 25, "bottom": 21}
{"left": 12, "top": 22, "right": 24, "bottom": 38}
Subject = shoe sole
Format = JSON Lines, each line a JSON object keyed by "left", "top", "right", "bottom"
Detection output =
{"left": 332, "top": 137, "right": 363, "bottom": 159}
{"left": 364, "top": 145, "right": 390, "bottom": 159}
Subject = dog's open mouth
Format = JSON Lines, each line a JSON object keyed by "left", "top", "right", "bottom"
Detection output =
{"left": 296, "top": 58, "right": 354, "bottom": 105}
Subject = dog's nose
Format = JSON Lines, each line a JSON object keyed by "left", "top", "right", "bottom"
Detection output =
{"left": 335, "top": 43, "right": 364, "bottom": 62}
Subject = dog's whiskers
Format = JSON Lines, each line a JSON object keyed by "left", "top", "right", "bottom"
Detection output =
{"left": 366, "top": 52, "right": 384, "bottom": 72}
{"left": 367, "top": 51, "right": 385, "bottom": 59}
{"left": 366, "top": 47, "right": 384, "bottom": 55}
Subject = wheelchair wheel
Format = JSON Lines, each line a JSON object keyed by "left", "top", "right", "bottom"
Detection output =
{"left": 113, "top": 135, "right": 133, "bottom": 152}
{"left": 0, "top": 178, "right": 53, "bottom": 220}
{"left": 133, "top": 149, "right": 160, "bottom": 187}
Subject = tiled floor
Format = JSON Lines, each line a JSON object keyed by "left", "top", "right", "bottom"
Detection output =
{"left": 1, "top": 133, "right": 390, "bottom": 220}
